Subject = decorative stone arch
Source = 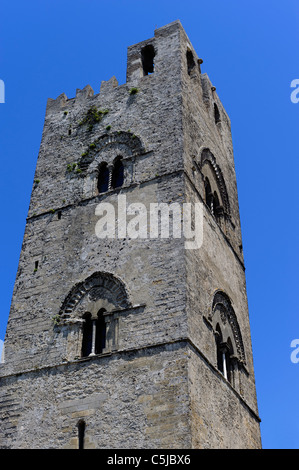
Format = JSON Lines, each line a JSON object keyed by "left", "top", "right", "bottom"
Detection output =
{"left": 199, "top": 148, "right": 230, "bottom": 218}
{"left": 78, "top": 131, "right": 146, "bottom": 175}
{"left": 59, "top": 271, "right": 132, "bottom": 319}
{"left": 79, "top": 131, "right": 146, "bottom": 197}
{"left": 57, "top": 272, "right": 134, "bottom": 360}
{"left": 209, "top": 290, "right": 246, "bottom": 365}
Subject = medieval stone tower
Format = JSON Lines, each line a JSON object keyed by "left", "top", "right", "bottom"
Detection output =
{"left": 0, "top": 21, "right": 261, "bottom": 449}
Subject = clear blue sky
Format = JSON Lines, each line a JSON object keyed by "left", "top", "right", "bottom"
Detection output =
{"left": 0, "top": 0, "right": 298, "bottom": 449}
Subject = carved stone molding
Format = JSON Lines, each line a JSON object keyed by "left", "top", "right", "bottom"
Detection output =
{"left": 209, "top": 290, "right": 246, "bottom": 364}
{"left": 59, "top": 271, "right": 132, "bottom": 317}
{"left": 199, "top": 148, "right": 231, "bottom": 217}
{"left": 78, "top": 131, "right": 146, "bottom": 175}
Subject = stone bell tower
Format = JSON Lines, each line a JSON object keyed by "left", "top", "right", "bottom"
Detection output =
{"left": 0, "top": 20, "right": 261, "bottom": 448}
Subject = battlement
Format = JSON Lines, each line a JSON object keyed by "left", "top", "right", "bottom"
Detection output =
{"left": 45, "top": 20, "right": 211, "bottom": 114}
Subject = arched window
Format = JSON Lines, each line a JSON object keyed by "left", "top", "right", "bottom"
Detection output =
{"left": 81, "top": 313, "right": 93, "bottom": 357}
{"left": 111, "top": 157, "right": 124, "bottom": 189}
{"left": 200, "top": 149, "right": 230, "bottom": 222}
{"left": 97, "top": 162, "right": 109, "bottom": 193}
{"left": 141, "top": 44, "right": 155, "bottom": 75}
{"left": 209, "top": 291, "right": 246, "bottom": 390}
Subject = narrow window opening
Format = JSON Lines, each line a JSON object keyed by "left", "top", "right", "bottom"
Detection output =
{"left": 226, "top": 337, "right": 234, "bottom": 384}
{"left": 187, "top": 50, "right": 195, "bottom": 76}
{"left": 57, "top": 210, "right": 62, "bottom": 220}
{"left": 95, "top": 309, "right": 107, "bottom": 354}
{"left": 68, "top": 129, "right": 72, "bottom": 136}
{"left": 214, "top": 103, "right": 221, "bottom": 124}
{"left": 215, "top": 324, "right": 234, "bottom": 384}
{"left": 34, "top": 260, "right": 39, "bottom": 271}
{"left": 78, "top": 420, "right": 85, "bottom": 450}
{"left": 213, "top": 191, "right": 221, "bottom": 221}
{"left": 111, "top": 157, "right": 124, "bottom": 189}
{"left": 141, "top": 45, "right": 155, "bottom": 75}
{"left": 204, "top": 177, "right": 213, "bottom": 213}
{"left": 81, "top": 313, "right": 93, "bottom": 357}
{"left": 215, "top": 324, "right": 223, "bottom": 374}
{"left": 97, "top": 162, "right": 110, "bottom": 193}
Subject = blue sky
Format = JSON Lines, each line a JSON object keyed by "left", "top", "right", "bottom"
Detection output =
{"left": 0, "top": 0, "right": 299, "bottom": 449}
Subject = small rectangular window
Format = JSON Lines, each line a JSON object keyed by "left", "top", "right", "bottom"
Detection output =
{"left": 141, "top": 45, "right": 155, "bottom": 76}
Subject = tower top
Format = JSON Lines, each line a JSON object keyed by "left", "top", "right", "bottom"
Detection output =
{"left": 46, "top": 20, "right": 215, "bottom": 116}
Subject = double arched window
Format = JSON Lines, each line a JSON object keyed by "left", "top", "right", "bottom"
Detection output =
{"left": 97, "top": 156, "right": 124, "bottom": 194}
{"left": 200, "top": 149, "right": 230, "bottom": 226}
{"left": 204, "top": 177, "right": 223, "bottom": 223}
{"left": 208, "top": 291, "right": 246, "bottom": 389}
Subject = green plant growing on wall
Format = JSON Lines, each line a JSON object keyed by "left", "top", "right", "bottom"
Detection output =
{"left": 67, "top": 162, "right": 78, "bottom": 172}
{"left": 79, "top": 106, "right": 109, "bottom": 131}
{"left": 51, "top": 315, "right": 61, "bottom": 326}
